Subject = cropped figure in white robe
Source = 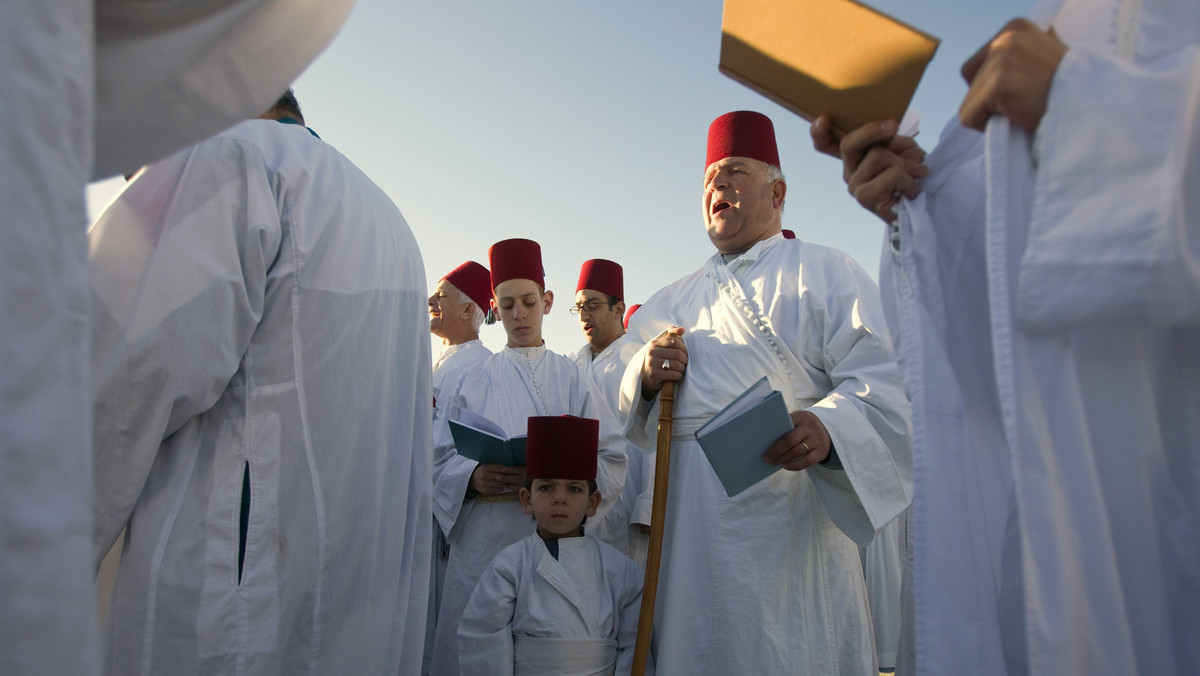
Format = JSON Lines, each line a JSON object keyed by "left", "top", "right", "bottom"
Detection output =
{"left": 430, "top": 239, "right": 626, "bottom": 676}
{"left": 622, "top": 112, "right": 912, "bottom": 675}
{"left": 90, "top": 99, "right": 431, "bottom": 674}
{"left": 2, "top": 3, "right": 350, "bottom": 672}
{"left": 459, "top": 415, "right": 645, "bottom": 676}
{"left": 813, "top": 0, "right": 1200, "bottom": 672}
{"left": 426, "top": 260, "right": 495, "bottom": 674}
{"left": 569, "top": 259, "right": 654, "bottom": 561}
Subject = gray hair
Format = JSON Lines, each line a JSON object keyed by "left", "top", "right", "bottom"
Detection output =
{"left": 457, "top": 288, "right": 487, "bottom": 331}
{"left": 767, "top": 164, "right": 786, "bottom": 213}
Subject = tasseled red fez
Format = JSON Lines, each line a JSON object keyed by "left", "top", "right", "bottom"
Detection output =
{"left": 706, "top": 111, "right": 780, "bottom": 170}
{"left": 489, "top": 238, "right": 544, "bottom": 290}
{"left": 576, "top": 259, "right": 623, "bottom": 300}
{"left": 623, "top": 304, "right": 641, "bottom": 330}
{"left": 441, "top": 261, "right": 492, "bottom": 311}
{"left": 525, "top": 415, "right": 598, "bottom": 481}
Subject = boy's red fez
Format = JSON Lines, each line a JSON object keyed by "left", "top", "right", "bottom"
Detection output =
{"left": 525, "top": 415, "right": 598, "bottom": 481}
{"left": 623, "top": 304, "right": 641, "bottom": 330}
{"left": 706, "top": 111, "right": 780, "bottom": 170}
{"left": 489, "top": 238, "right": 544, "bottom": 290}
{"left": 441, "top": 261, "right": 492, "bottom": 311}
{"left": 576, "top": 259, "right": 623, "bottom": 299}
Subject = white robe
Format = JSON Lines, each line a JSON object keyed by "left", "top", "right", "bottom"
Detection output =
{"left": 90, "top": 119, "right": 431, "bottom": 674}
{"left": 430, "top": 345, "right": 627, "bottom": 676}
{"left": 1, "top": 3, "right": 350, "bottom": 673}
{"left": 458, "top": 534, "right": 646, "bottom": 676}
{"left": 573, "top": 335, "right": 655, "bottom": 561}
{"left": 621, "top": 233, "right": 912, "bottom": 674}
{"left": 427, "top": 339, "right": 493, "bottom": 674}
{"left": 885, "top": 1, "right": 1200, "bottom": 673}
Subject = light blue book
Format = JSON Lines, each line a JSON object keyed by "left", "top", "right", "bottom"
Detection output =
{"left": 449, "top": 409, "right": 527, "bottom": 467}
{"left": 695, "top": 376, "right": 793, "bottom": 497}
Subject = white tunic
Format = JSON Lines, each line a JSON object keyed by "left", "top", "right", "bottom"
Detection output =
{"left": 458, "top": 534, "right": 646, "bottom": 676}
{"left": 434, "top": 339, "right": 493, "bottom": 418}
{"left": 620, "top": 233, "right": 912, "bottom": 674}
{"left": 885, "top": 1, "right": 1200, "bottom": 673}
{"left": 90, "top": 119, "right": 431, "bottom": 674}
{"left": 430, "top": 345, "right": 627, "bottom": 676}
{"left": 573, "top": 335, "right": 655, "bottom": 560}
{"left": 1, "top": 3, "right": 350, "bottom": 674}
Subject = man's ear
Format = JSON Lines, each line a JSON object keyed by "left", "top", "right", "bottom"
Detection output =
{"left": 772, "top": 179, "right": 787, "bottom": 210}
{"left": 542, "top": 290, "right": 554, "bottom": 315}
{"left": 519, "top": 487, "right": 533, "bottom": 515}
{"left": 613, "top": 301, "right": 626, "bottom": 318}
{"left": 585, "top": 489, "right": 602, "bottom": 517}
{"left": 460, "top": 302, "right": 476, "bottom": 320}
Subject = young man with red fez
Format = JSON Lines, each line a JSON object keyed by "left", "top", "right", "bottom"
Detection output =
{"left": 429, "top": 238, "right": 627, "bottom": 676}
{"left": 620, "top": 111, "right": 912, "bottom": 674}
{"left": 570, "top": 259, "right": 655, "bottom": 564}
{"left": 424, "top": 260, "right": 494, "bottom": 675}
{"left": 458, "top": 416, "right": 645, "bottom": 676}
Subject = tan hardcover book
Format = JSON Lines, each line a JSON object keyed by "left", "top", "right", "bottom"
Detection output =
{"left": 720, "top": 0, "right": 939, "bottom": 136}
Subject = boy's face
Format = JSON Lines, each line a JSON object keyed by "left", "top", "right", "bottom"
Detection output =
{"left": 519, "top": 478, "right": 601, "bottom": 538}
{"left": 492, "top": 278, "right": 553, "bottom": 348}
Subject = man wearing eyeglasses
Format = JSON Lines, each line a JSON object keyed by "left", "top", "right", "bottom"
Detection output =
{"left": 569, "top": 260, "right": 653, "bottom": 564}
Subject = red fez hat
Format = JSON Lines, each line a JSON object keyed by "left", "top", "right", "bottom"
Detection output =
{"left": 441, "top": 261, "right": 492, "bottom": 311}
{"left": 706, "top": 111, "right": 780, "bottom": 170}
{"left": 576, "top": 259, "right": 623, "bottom": 299}
{"left": 525, "top": 416, "right": 598, "bottom": 481}
{"left": 489, "top": 238, "right": 544, "bottom": 290}
{"left": 623, "top": 304, "right": 641, "bottom": 330}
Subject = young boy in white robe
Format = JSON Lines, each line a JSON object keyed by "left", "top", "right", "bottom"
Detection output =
{"left": 458, "top": 415, "right": 646, "bottom": 676}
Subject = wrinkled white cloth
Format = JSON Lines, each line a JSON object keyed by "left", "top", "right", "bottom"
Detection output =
{"left": 429, "top": 345, "right": 627, "bottom": 676}
{"left": 885, "top": 1, "right": 1200, "bottom": 673}
{"left": 1, "top": 3, "right": 350, "bottom": 674}
{"left": 621, "top": 232, "right": 912, "bottom": 674}
{"left": 426, "top": 339, "right": 493, "bottom": 674}
{"left": 573, "top": 335, "right": 654, "bottom": 560}
{"left": 458, "top": 534, "right": 645, "bottom": 676}
{"left": 90, "top": 119, "right": 430, "bottom": 674}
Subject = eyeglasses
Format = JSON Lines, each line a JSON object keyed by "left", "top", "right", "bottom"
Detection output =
{"left": 569, "top": 299, "right": 616, "bottom": 315}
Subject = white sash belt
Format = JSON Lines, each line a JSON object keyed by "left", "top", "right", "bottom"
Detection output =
{"left": 513, "top": 635, "right": 616, "bottom": 675}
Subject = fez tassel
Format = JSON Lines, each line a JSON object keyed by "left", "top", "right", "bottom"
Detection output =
{"left": 631, "top": 380, "right": 675, "bottom": 676}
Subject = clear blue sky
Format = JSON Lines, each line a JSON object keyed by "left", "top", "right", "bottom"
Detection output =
{"left": 88, "top": 0, "right": 1034, "bottom": 356}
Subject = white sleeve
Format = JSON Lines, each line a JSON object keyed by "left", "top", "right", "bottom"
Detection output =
{"left": 458, "top": 554, "right": 517, "bottom": 676}
{"left": 806, "top": 259, "right": 914, "bottom": 545}
{"left": 431, "top": 373, "right": 480, "bottom": 539}
{"left": 89, "top": 137, "right": 282, "bottom": 566}
{"left": 1017, "top": 44, "right": 1200, "bottom": 328}
{"left": 576, "top": 376, "right": 628, "bottom": 524}
{"left": 614, "top": 558, "right": 651, "bottom": 676}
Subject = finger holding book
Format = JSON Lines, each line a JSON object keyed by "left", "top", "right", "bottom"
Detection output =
{"left": 762, "top": 410, "right": 832, "bottom": 471}
{"left": 471, "top": 463, "right": 527, "bottom": 496}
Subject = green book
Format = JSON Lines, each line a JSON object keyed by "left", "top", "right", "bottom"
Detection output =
{"left": 449, "top": 410, "right": 527, "bottom": 467}
{"left": 695, "top": 377, "right": 794, "bottom": 497}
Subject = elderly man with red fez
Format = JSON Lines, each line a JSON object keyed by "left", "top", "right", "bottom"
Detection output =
{"left": 620, "top": 111, "right": 912, "bottom": 674}
{"left": 429, "top": 238, "right": 627, "bottom": 676}
{"left": 424, "top": 260, "right": 494, "bottom": 675}
{"left": 430, "top": 261, "right": 495, "bottom": 415}
{"left": 570, "top": 259, "right": 655, "bottom": 562}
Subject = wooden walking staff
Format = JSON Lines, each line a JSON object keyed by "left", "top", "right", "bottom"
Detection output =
{"left": 631, "top": 379, "right": 676, "bottom": 676}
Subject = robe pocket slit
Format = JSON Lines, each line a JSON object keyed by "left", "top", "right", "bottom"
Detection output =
{"left": 197, "top": 413, "right": 281, "bottom": 657}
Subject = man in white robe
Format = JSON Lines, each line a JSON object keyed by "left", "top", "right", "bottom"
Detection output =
{"left": 1, "top": 3, "right": 351, "bottom": 673}
{"left": 569, "top": 259, "right": 654, "bottom": 561}
{"left": 621, "top": 111, "right": 912, "bottom": 674}
{"left": 812, "top": 1, "right": 1200, "bottom": 672}
{"left": 459, "top": 415, "right": 645, "bottom": 676}
{"left": 425, "top": 260, "right": 494, "bottom": 674}
{"left": 90, "top": 95, "right": 431, "bottom": 674}
{"left": 429, "top": 238, "right": 626, "bottom": 676}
